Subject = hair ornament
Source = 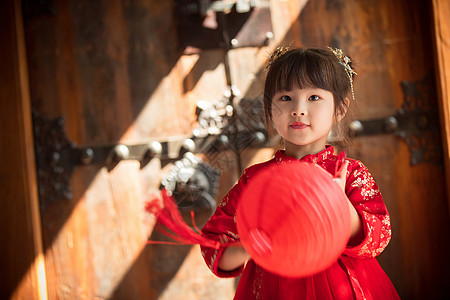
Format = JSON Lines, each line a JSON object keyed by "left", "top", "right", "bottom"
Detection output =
{"left": 327, "top": 46, "right": 357, "bottom": 101}
{"left": 264, "top": 43, "right": 292, "bottom": 70}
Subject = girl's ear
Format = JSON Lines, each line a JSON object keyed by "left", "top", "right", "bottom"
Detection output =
{"left": 336, "top": 98, "right": 350, "bottom": 122}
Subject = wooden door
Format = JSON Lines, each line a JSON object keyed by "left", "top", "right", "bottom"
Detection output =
{"left": 13, "top": 0, "right": 450, "bottom": 299}
{"left": 21, "top": 0, "right": 292, "bottom": 298}
{"left": 22, "top": 0, "right": 226, "bottom": 298}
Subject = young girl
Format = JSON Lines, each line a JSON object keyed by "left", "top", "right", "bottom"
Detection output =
{"left": 200, "top": 47, "right": 400, "bottom": 299}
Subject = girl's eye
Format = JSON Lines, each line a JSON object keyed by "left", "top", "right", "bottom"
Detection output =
{"left": 309, "top": 95, "right": 320, "bottom": 101}
{"left": 280, "top": 95, "right": 292, "bottom": 101}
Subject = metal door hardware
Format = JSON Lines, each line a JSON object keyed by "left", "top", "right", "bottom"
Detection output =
{"left": 161, "top": 152, "right": 220, "bottom": 225}
{"left": 178, "top": 0, "right": 270, "bottom": 15}
{"left": 33, "top": 73, "right": 443, "bottom": 208}
{"left": 32, "top": 93, "right": 268, "bottom": 208}
{"left": 175, "top": 0, "right": 273, "bottom": 52}
{"left": 349, "top": 74, "right": 442, "bottom": 166}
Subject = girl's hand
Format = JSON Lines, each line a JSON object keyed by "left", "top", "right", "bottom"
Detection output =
{"left": 333, "top": 160, "right": 349, "bottom": 193}
{"left": 218, "top": 243, "right": 251, "bottom": 271}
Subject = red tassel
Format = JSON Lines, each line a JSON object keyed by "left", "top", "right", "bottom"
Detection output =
{"left": 146, "top": 189, "right": 221, "bottom": 249}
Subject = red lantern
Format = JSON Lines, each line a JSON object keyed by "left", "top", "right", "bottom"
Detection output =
{"left": 236, "top": 161, "right": 351, "bottom": 277}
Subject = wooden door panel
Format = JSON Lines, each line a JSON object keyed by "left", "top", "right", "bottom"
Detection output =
{"left": 24, "top": 0, "right": 272, "bottom": 298}
{"left": 23, "top": 0, "right": 191, "bottom": 298}
{"left": 22, "top": 0, "right": 450, "bottom": 299}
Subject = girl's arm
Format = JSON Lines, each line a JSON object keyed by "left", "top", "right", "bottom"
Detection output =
{"left": 218, "top": 243, "right": 251, "bottom": 271}
{"left": 340, "top": 160, "right": 392, "bottom": 259}
{"left": 201, "top": 167, "right": 254, "bottom": 278}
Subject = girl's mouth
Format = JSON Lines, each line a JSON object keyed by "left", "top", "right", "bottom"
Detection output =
{"left": 289, "top": 122, "right": 309, "bottom": 129}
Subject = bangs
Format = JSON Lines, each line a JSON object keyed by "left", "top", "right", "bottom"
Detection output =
{"left": 271, "top": 50, "right": 335, "bottom": 94}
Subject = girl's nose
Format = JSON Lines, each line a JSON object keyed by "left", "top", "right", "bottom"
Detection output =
{"left": 292, "top": 111, "right": 306, "bottom": 116}
{"left": 292, "top": 100, "right": 307, "bottom": 116}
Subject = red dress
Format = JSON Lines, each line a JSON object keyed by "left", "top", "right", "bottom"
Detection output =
{"left": 201, "top": 147, "right": 400, "bottom": 299}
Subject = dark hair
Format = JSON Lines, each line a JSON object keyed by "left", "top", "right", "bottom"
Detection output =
{"left": 263, "top": 47, "right": 354, "bottom": 148}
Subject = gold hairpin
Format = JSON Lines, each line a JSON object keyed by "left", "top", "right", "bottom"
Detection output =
{"left": 264, "top": 42, "right": 293, "bottom": 70}
{"left": 328, "top": 46, "right": 357, "bottom": 101}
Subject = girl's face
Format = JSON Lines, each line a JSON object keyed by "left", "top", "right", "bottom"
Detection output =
{"left": 271, "top": 87, "right": 336, "bottom": 158}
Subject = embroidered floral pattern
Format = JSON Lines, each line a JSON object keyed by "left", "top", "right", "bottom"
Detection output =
{"left": 252, "top": 265, "right": 263, "bottom": 299}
